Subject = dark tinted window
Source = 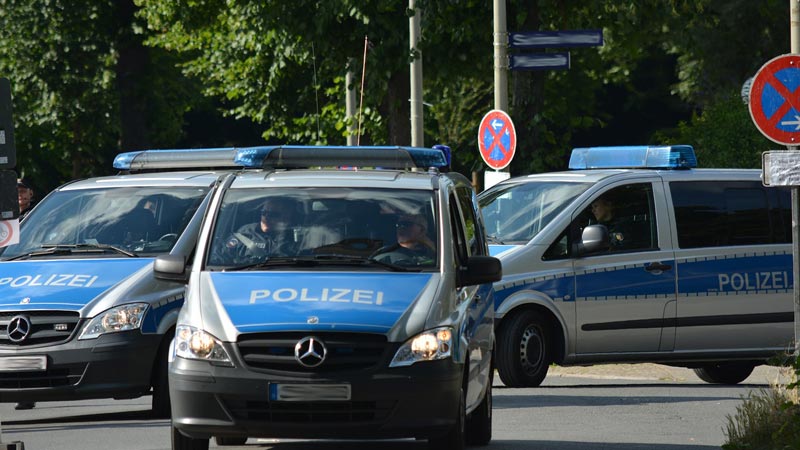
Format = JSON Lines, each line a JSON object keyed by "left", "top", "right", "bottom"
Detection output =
{"left": 669, "top": 181, "right": 790, "bottom": 248}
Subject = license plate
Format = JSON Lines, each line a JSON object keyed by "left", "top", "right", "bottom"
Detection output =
{"left": 0, "top": 356, "right": 46, "bottom": 372}
{"left": 269, "top": 383, "right": 351, "bottom": 402}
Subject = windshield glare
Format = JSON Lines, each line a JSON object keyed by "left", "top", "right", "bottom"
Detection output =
{"left": 479, "top": 181, "right": 590, "bottom": 244}
{"left": 207, "top": 187, "right": 437, "bottom": 270}
{"left": 0, "top": 187, "right": 209, "bottom": 259}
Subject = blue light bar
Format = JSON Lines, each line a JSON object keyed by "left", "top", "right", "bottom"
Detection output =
{"left": 568, "top": 145, "right": 697, "bottom": 170}
{"left": 113, "top": 147, "right": 249, "bottom": 171}
{"left": 234, "top": 145, "right": 449, "bottom": 170}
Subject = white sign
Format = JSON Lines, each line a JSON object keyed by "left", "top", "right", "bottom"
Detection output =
{"left": 762, "top": 151, "right": 800, "bottom": 186}
{"left": 484, "top": 170, "right": 511, "bottom": 190}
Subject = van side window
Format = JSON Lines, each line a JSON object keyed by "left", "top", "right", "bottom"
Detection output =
{"left": 455, "top": 187, "right": 485, "bottom": 257}
{"left": 543, "top": 183, "right": 656, "bottom": 259}
{"left": 670, "top": 181, "right": 791, "bottom": 248}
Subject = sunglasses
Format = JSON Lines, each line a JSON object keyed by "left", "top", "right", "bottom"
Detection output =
{"left": 261, "top": 210, "right": 287, "bottom": 218}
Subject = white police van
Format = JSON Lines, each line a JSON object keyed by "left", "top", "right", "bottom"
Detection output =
{"left": 0, "top": 148, "right": 243, "bottom": 416}
{"left": 154, "top": 146, "right": 502, "bottom": 450}
{"left": 478, "top": 145, "right": 793, "bottom": 387}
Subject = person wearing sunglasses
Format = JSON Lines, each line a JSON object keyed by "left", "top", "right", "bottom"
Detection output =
{"left": 373, "top": 212, "right": 436, "bottom": 266}
{"left": 217, "top": 197, "right": 298, "bottom": 264}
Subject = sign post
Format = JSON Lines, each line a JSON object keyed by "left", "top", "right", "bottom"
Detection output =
{"left": 478, "top": 110, "right": 515, "bottom": 189}
{"left": 751, "top": 51, "right": 800, "bottom": 354}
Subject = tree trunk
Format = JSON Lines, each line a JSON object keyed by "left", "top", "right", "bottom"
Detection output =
{"left": 382, "top": 71, "right": 411, "bottom": 146}
{"left": 116, "top": 0, "right": 149, "bottom": 152}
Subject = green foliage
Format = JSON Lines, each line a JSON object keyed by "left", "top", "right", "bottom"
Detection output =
{"left": 654, "top": 93, "right": 773, "bottom": 168}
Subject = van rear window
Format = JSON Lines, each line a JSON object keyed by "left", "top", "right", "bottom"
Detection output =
{"left": 669, "top": 181, "right": 790, "bottom": 248}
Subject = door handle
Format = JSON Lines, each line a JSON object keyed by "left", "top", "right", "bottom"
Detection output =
{"left": 645, "top": 262, "right": 672, "bottom": 272}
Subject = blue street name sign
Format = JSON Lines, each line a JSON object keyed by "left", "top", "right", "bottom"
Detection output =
{"left": 509, "top": 30, "right": 603, "bottom": 49}
{"left": 509, "top": 53, "right": 570, "bottom": 71}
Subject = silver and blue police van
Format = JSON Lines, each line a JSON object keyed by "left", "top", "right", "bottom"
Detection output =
{"left": 0, "top": 148, "right": 242, "bottom": 416}
{"left": 153, "top": 146, "right": 502, "bottom": 450}
{"left": 478, "top": 145, "right": 793, "bottom": 387}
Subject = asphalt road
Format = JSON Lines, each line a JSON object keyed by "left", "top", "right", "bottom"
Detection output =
{"left": 0, "top": 363, "right": 791, "bottom": 450}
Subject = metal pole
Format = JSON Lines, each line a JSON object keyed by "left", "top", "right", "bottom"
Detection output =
{"left": 790, "top": 0, "right": 800, "bottom": 354}
{"left": 493, "top": 0, "right": 508, "bottom": 111}
{"left": 409, "top": 0, "right": 424, "bottom": 147}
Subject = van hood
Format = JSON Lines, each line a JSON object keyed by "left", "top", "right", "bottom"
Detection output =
{"left": 207, "top": 272, "right": 435, "bottom": 334}
{"left": 0, "top": 259, "right": 154, "bottom": 311}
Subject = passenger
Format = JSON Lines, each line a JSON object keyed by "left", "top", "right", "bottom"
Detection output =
{"left": 373, "top": 212, "right": 435, "bottom": 265}
{"left": 17, "top": 178, "right": 35, "bottom": 220}
{"left": 219, "top": 197, "right": 298, "bottom": 263}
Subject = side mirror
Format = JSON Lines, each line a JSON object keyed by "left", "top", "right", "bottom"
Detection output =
{"left": 458, "top": 255, "right": 503, "bottom": 287}
{"left": 574, "top": 224, "right": 609, "bottom": 255}
{"left": 153, "top": 254, "right": 188, "bottom": 283}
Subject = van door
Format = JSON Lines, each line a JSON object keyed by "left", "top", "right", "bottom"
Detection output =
{"left": 668, "top": 180, "right": 794, "bottom": 352}
{"left": 572, "top": 180, "right": 678, "bottom": 354}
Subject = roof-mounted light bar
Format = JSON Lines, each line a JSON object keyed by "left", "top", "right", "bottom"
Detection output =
{"left": 234, "top": 145, "right": 449, "bottom": 170}
{"left": 113, "top": 147, "right": 250, "bottom": 171}
{"left": 568, "top": 145, "right": 697, "bottom": 170}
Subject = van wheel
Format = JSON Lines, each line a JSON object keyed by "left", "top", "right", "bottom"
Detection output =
{"left": 693, "top": 362, "right": 755, "bottom": 384}
{"left": 497, "top": 310, "right": 551, "bottom": 387}
{"left": 429, "top": 386, "right": 465, "bottom": 450}
{"left": 151, "top": 335, "right": 172, "bottom": 419}
{"left": 465, "top": 372, "right": 492, "bottom": 446}
{"left": 172, "top": 426, "right": 209, "bottom": 450}
{"left": 215, "top": 436, "right": 248, "bottom": 446}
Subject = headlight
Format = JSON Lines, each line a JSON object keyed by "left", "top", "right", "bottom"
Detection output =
{"left": 78, "top": 303, "right": 149, "bottom": 340}
{"left": 173, "top": 325, "right": 233, "bottom": 367}
{"left": 389, "top": 327, "right": 453, "bottom": 367}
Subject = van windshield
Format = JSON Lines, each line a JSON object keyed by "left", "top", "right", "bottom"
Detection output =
{"left": 206, "top": 187, "right": 437, "bottom": 271}
{"left": 479, "top": 181, "right": 590, "bottom": 244}
{"left": 0, "top": 187, "right": 209, "bottom": 259}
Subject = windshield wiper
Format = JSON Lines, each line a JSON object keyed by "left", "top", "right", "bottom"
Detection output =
{"left": 222, "top": 254, "right": 413, "bottom": 272}
{"left": 32, "top": 243, "right": 138, "bottom": 258}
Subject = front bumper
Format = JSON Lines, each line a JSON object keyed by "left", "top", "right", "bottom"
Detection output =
{"left": 0, "top": 331, "right": 162, "bottom": 403}
{"left": 170, "top": 356, "right": 463, "bottom": 440}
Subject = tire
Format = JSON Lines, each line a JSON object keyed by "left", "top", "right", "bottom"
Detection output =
{"left": 496, "top": 310, "right": 551, "bottom": 387}
{"left": 172, "top": 426, "right": 209, "bottom": 450}
{"left": 151, "top": 334, "right": 173, "bottom": 419}
{"left": 465, "top": 372, "right": 492, "bottom": 446}
{"left": 693, "top": 362, "right": 755, "bottom": 385}
{"left": 429, "top": 386, "right": 465, "bottom": 450}
{"left": 215, "top": 436, "right": 248, "bottom": 446}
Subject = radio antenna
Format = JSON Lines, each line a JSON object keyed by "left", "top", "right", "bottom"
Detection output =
{"left": 357, "top": 35, "right": 369, "bottom": 146}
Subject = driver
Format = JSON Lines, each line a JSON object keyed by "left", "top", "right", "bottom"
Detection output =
{"left": 374, "top": 212, "right": 435, "bottom": 265}
{"left": 217, "top": 197, "right": 298, "bottom": 263}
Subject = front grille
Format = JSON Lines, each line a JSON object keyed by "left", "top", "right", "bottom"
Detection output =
{"left": 0, "top": 362, "right": 86, "bottom": 388}
{"left": 237, "top": 332, "right": 389, "bottom": 373}
{"left": 224, "top": 398, "right": 394, "bottom": 423}
{"left": 0, "top": 311, "right": 81, "bottom": 347}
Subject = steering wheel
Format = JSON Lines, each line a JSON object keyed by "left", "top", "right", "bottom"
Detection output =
{"left": 159, "top": 233, "right": 179, "bottom": 242}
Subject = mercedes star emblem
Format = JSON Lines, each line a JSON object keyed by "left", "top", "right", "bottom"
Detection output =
{"left": 7, "top": 315, "right": 32, "bottom": 343}
{"left": 294, "top": 336, "right": 327, "bottom": 368}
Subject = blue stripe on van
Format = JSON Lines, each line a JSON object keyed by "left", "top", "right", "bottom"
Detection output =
{"left": 0, "top": 259, "right": 154, "bottom": 311}
{"left": 208, "top": 272, "right": 434, "bottom": 333}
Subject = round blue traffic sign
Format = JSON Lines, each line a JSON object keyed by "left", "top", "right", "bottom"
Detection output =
{"left": 750, "top": 54, "right": 800, "bottom": 145}
{"left": 477, "top": 110, "right": 516, "bottom": 170}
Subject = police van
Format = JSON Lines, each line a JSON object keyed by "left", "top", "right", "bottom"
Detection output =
{"left": 0, "top": 148, "right": 243, "bottom": 416}
{"left": 153, "top": 146, "right": 502, "bottom": 450}
{"left": 478, "top": 145, "right": 793, "bottom": 387}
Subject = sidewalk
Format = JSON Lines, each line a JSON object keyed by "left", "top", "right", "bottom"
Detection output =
{"left": 547, "top": 363, "right": 794, "bottom": 385}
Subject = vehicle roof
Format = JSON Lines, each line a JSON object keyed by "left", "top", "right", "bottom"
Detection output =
{"left": 227, "top": 168, "right": 445, "bottom": 190}
{"left": 57, "top": 171, "right": 226, "bottom": 191}
{"left": 489, "top": 167, "right": 763, "bottom": 188}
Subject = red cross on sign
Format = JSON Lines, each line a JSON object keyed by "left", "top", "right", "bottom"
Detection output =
{"left": 477, "top": 110, "right": 516, "bottom": 170}
{"left": 749, "top": 54, "right": 800, "bottom": 145}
